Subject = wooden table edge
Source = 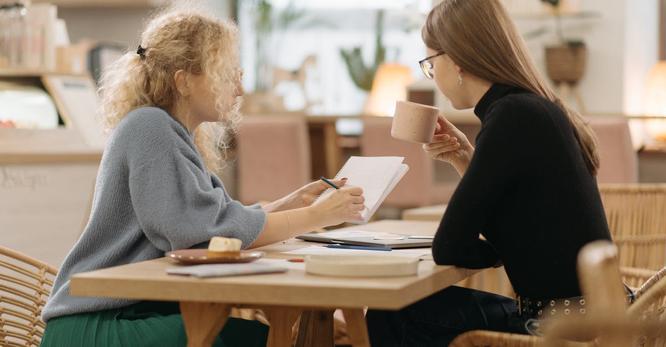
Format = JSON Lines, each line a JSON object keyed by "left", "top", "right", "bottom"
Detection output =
{"left": 69, "top": 263, "right": 478, "bottom": 311}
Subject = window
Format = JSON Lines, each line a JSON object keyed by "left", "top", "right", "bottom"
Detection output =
{"left": 236, "top": 0, "right": 431, "bottom": 114}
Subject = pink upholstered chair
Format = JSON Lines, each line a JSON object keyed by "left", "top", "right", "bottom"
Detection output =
{"left": 236, "top": 115, "right": 311, "bottom": 204}
{"left": 586, "top": 116, "right": 638, "bottom": 183}
{"left": 360, "top": 116, "right": 456, "bottom": 208}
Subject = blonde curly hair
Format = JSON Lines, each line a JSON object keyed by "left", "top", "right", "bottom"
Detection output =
{"left": 98, "top": 5, "right": 241, "bottom": 174}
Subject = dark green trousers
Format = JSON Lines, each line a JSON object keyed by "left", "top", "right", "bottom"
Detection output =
{"left": 41, "top": 301, "right": 268, "bottom": 347}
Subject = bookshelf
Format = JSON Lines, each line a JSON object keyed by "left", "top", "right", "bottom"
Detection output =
{"left": 0, "top": 69, "right": 103, "bottom": 267}
{"left": 32, "top": 0, "right": 168, "bottom": 8}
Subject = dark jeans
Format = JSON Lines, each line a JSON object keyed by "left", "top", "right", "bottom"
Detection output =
{"left": 366, "top": 286, "right": 530, "bottom": 346}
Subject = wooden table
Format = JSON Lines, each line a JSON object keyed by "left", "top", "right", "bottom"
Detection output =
{"left": 401, "top": 204, "right": 447, "bottom": 221}
{"left": 70, "top": 220, "right": 477, "bottom": 347}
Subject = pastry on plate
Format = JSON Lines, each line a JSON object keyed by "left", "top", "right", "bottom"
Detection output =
{"left": 207, "top": 237, "right": 242, "bottom": 257}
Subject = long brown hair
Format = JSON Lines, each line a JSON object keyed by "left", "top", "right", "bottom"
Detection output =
{"left": 423, "top": 0, "right": 599, "bottom": 175}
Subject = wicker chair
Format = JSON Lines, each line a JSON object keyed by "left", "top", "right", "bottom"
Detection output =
{"left": 599, "top": 184, "right": 666, "bottom": 239}
{"left": 614, "top": 234, "right": 666, "bottom": 270}
{"left": 544, "top": 266, "right": 666, "bottom": 347}
{"left": 622, "top": 267, "right": 659, "bottom": 291}
{"left": 0, "top": 246, "right": 57, "bottom": 347}
{"left": 450, "top": 242, "right": 666, "bottom": 347}
{"left": 629, "top": 266, "right": 666, "bottom": 318}
{"left": 599, "top": 184, "right": 666, "bottom": 274}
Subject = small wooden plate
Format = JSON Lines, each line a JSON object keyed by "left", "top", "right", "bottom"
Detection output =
{"left": 166, "top": 249, "right": 264, "bottom": 265}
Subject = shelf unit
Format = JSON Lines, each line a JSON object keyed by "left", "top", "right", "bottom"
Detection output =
{"left": 0, "top": 69, "right": 103, "bottom": 268}
{"left": 0, "top": 69, "right": 103, "bottom": 162}
{"left": 31, "top": 0, "right": 167, "bottom": 8}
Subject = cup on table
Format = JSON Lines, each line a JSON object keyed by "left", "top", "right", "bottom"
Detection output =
{"left": 390, "top": 101, "right": 440, "bottom": 143}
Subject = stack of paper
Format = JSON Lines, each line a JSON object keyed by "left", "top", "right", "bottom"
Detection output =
{"left": 319, "top": 156, "right": 409, "bottom": 223}
{"left": 166, "top": 263, "right": 287, "bottom": 278}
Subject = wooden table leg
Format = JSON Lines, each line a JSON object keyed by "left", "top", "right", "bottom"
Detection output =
{"left": 180, "top": 301, "right": 231, "bottom": 347}
{"left": 295, "top": 310, "right": 334, "bottom": 347}
{"left": 342, "top": 309, "right": 370, "bottom": 347}
{"left": 263, "top": 306, "right": 303, "bottom": 347}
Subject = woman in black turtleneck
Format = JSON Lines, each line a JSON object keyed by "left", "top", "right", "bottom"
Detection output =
{"left": 366, "top": 1, "right": 612, "bottom": 346}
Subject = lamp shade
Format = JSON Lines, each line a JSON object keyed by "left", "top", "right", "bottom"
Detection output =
{"left": 364, "top": 63, "right": 414, "bottom": 116}
{"left": 645, "top": 61, "right": 666, "bottom": 117}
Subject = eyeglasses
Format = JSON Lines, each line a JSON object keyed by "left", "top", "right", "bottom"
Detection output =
{"left": 418, "top": 52, "right": 445, "bottom": 79}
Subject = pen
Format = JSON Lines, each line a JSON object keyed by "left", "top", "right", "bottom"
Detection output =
{"left": 326, "top": 244, "right": 392, "bottom": 252}
{"left": 320, "top": 176, "right": 340, "bottom": 189}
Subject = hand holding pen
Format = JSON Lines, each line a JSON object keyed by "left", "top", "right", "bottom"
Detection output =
{"left": 311, "top": 177, "right": 366, "bottom": 226}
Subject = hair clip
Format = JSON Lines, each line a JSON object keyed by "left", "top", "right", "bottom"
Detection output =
{"left": 136, "top": 45, "right": 147, "bottom": 59}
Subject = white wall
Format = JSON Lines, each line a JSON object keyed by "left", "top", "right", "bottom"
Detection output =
{"left": 430, "top": 0, "right": 661, "bottom": 116}
{"left": 59, "top": 0, "right": 659, "bottom": 116}
{"left": 237, "top": 4, "right": 430, "bottom": 115}
{"left": 623, "top": 0, "right": 659, "bottom": 115}
{"left": 58, "top": 0, "right": 232, "bottom": 48}
{"left": 506, "top": 0, "right": 659, "bottom": 115}
{"left": 59, "top": 7, "right": 154, "bottom": 47}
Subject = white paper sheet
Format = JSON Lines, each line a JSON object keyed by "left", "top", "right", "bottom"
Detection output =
{"left": 310, "top": 230, "right": 407, "bottom": 240}
{"left": 166, "top": 263, "right": 287, "bottom": 278}
{"left": 256, "top": 258, "right": 306, "bottom": 271}
{"left": 318, "top": 156, "right": 409, "bottom": 223}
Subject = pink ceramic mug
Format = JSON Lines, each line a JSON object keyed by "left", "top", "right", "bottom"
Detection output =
{"left": 391, "top": 100, "right": 440, "bottom": 143}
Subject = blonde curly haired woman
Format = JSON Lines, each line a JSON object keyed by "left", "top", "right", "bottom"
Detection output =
{"left": 40, "top": 7, "right": 364, "bottom": 347}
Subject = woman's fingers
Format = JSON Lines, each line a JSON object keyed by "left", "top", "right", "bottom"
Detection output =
{"left": 342, "top": 186, "right": 364, "bottom": 196}
{"left": 427, "top": 142, "right": 460, "bottom": 151}
{"left": 425, "top": 139, "right": 459, "bottom": 150}
{"left": 434, "top": 134, "right": 451, "bottom": 141}
{"left": 425, "top": 144, "right": 461, "bottom": 156}
{"left": 318, "top": 177, "right": 347, "bottom": 190}
{"left": 351, "top": 213, "right": 364, "bottom": 221}
{"left": 426, "top": 137, "right": 458, "bottom": 146}
{"left": 331, "top": 177, "right": 348, "bottom": 187}
{"left": 351, "top": 196, "right": 365, "bottom": 204}
{"left": 351, "top": 203, "right": 366, "bottom": 212}
{"left": 434, "top": 116, "right": 447, "bottom": 134}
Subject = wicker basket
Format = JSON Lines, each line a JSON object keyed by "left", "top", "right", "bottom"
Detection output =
{"left": 545, "top": 43, "right": 588, "bottom": 84}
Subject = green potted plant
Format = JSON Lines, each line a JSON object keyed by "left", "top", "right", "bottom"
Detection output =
{"left": 339, "top": 10, "right": 386, "bottom": 92}
{"left": 541, "top": 0, "right": 587, "bottom": 85}
{"left": 240, "top": 0, "right": 323, "bottom": 113}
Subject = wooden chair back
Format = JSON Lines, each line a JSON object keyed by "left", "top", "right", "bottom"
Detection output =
{"left": 599, "top": 184, "right": 666, "bottom": 238}
{"left": 0, "top": 246, "right": 57, "bottom": 347}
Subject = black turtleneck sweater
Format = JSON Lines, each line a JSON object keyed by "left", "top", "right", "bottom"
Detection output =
{"left": 432, "top": 83, "right": 612, "bottom": 299}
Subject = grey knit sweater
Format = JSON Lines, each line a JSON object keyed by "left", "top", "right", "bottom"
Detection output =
{"left": 42, "top": 107, "right": 266, "bottom": 322}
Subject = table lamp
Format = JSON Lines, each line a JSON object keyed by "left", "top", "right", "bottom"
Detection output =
{"left": 364, "top": 63, "right": 413, "bottom": 117}
{"left": 644, "top": 61, "right": 666, "bottom": 142}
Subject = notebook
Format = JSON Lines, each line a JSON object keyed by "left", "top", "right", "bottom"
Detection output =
{"left": 317, "top": 156, "right": 409, "bottom": 224}
{"left": 166, "top": 263, "right": 288, "bottom": 278}
{"left": 296, "top": 230, "right": 433, "bottom": 249}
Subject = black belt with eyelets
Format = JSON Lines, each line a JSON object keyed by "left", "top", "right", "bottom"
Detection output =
{"left": 517, "top": 285, "right": 635, "bottom": 319}
{"left": 517, "top": 295, "right": 587, "bottom": 319}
